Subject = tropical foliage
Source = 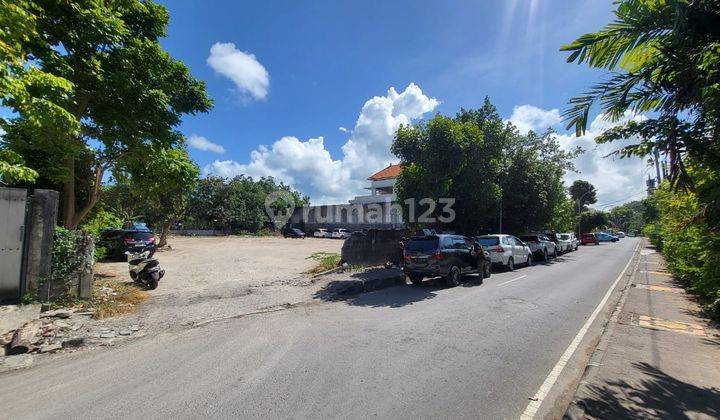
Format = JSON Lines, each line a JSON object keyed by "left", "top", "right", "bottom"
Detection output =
{"left": 0, "top": 0, "right": 212, "bottom": 229}
{"left": 564, "top": 0, "right": 720, "bottom": 317}
{"left": 392, "top": 98, "right": 579, "bottom": 234}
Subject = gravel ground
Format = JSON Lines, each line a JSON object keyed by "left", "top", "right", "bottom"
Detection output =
{"left": 93, "top": 235, "right": 345, "bottom": 332}
{"left": 97, "top": 235, "right": 343, "bottom": 294}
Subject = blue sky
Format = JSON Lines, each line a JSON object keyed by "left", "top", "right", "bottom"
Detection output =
{"left": 161, "top": 0, "right": 647, "bottom": 206}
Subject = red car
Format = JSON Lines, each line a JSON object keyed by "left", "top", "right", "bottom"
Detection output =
{"left": 581, "top": 233, "right": 599, "bottom": 245}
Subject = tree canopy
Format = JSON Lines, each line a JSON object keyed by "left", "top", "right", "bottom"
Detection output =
{"left": 569, "top": 180, "right": 598, "bottom": 210}
{"left": 392, "top": 98, "right": 579, "bottom": 235}
{"left": 0, "top": 0, "right": 212, "bottom": 228}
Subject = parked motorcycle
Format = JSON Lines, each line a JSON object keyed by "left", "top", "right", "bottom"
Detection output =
{"left": 125, "top": 244, "right": 165, "bottom": 290}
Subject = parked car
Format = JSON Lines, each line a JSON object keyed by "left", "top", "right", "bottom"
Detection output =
{"left": 517, "top": 234, "right": 557, "bottom": 262}
{"left": 553, "top": 233, "right": 574, "bottom": 253}
{"left": 331, "top": 228, "right": 351, "bottom": 239}
{"left": 476, "top": 234, "right": 532, "bottom": 271}
{"left": 580, "top": 233, "right": 599, "bottom": 245}
{"left": 569, "top": 232, "right": 580, "bottom": 250}
{"left": 98, "top": 229, "right": 156, "bottom": 260}
{"left": 544, "top": 232, "right": 571, "bottom": 254}
{"left": 557, "top": 233, "right": 577, "bottom": 251}
{"left": 616, "top": 231, "right": 626, "bottom": 238}
{"left": 403, "top": 234, "right": 491, "bottom": 286}
{"left": 313, "top": 228, "right": 332, "bottom": 238}
{"left": 596, "top": 232, "right": 619, "bottom": 242}
{"left": 283, "top": 228, "right": 306, "bottom": 238}
{"left": 123, "top": 221, "right": 151, "bottom": 232}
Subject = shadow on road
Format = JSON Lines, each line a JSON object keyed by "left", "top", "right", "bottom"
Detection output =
{"left": 313, "top": 271, "right": 482, "bottom": 308}
{"left": 577, "top": 362, "right": 720, "bottom": 419}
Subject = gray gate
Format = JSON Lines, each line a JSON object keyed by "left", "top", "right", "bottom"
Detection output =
{"left": 0, "top": 188, "right": 27, "bottom": 301}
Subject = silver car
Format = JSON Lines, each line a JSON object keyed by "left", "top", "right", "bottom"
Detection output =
{"left": 476, "top": 234, "right": 532, "bottom": 271}
{"left": 518, "top": 234, "right": 557, "bottom": 262}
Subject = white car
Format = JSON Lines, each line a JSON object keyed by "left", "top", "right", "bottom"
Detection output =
{"left": 476, "top": 234, "right": 532, "bottom": 271}
{"left": 556, "top": 233, "right": 574, "bottom": 253}
{"left": 313, "top": 228, "right": 332, "bottom": 238}
{"left": 616, "top": 231, "right": 626, "bottom": 238}
{"left": 331, "top": 228, "right": 351, "bottom": 239}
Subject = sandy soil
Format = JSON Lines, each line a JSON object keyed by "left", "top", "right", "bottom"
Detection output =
{"left": 93, "top": 235, "right": 345, "bottom": 332}
{"left": 96, "top": 235, "right": 343, "bottom": 296}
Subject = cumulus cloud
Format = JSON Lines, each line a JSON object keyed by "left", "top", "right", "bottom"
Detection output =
{"left": 203, "top": 83, "right": 439, "bottom": 204}
{"left": 338, "top": 127, "right": 349, "bottom": 133}
{"left": 188, "top": 135, "right": 225, "bottom": 154}
{"left": 207, "top": 42, "right": 269, "bottom": 100}
{"left": 557, "top": 112, "right": 648, "bottom": 207}
{"left": 508, "top": 104, "right": 562, "bottom": 133}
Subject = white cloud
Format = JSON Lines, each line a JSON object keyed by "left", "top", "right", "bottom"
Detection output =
{"left": 207, "top": 42, "right": 269, "bottom": 100}
{"left": 338, "top": 127, "right": 349, "bottom": 133}
{"left": 508, "top": 104, "right": 561, "bottom": 133}
{"left": 557, "top": 112, "right": 648, "bottom": 208}
{"left": 203, "top": 83, "right": 439, "bottom": 204}
{"left": 188, "top": 135, "right": 225, "bottom": 154}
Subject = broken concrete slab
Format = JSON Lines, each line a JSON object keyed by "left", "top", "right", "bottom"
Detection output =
{"left": 0, "top": 354, "right": 33, "bottom": 373}
{"left": 0, "top": 304, "right": 41, "bottom": 336}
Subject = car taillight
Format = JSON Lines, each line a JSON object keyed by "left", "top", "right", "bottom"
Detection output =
{"left": 123, "top": 237, "right": 133, "bottom": 244}
{"left": 492, "top": 246, "right": 504, "bottom": 253}
{"left": 428, "top": 251, "right": 444, "bottom": 261}
{"left": 148, "top": 237, "right": 155, "bottom": 243}
{"left": 403, "top": 252, "right": 411, "bottom": 262}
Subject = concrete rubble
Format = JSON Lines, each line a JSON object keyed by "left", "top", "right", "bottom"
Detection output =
{"left": 0, "top": 307, "right": 145, "bottom": 374}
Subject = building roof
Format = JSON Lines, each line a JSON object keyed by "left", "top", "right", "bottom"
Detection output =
{"left": 368, "top": 164, "right": 402, "bottom": 181}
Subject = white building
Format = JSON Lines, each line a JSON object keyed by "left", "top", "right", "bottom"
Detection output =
{"left": 349, "top": 164, "right": 401, "bottom": 205}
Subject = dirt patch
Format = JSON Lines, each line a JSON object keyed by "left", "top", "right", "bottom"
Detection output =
{"left": 95, "top": 236, "right": 344, "bottom": 296}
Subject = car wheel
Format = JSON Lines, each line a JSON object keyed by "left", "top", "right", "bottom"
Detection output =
{"left": 507, "top": 258, "right": 514, "bottom": 271}
{"left": 446, "top": 266, "right": 461, "bottom": 287}
{"left": 527, "top": 254, "right": 533, "bottom": 267}
{"left": 408, "top": 274, "right": 423, "bottom": 285}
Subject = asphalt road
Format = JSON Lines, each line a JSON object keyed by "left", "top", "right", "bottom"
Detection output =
{"left": 0, "top": 238, "right": 640, "bottom": 419}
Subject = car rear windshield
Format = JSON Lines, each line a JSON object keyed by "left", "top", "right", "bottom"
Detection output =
{"left": 559, "top": 234, "right": 570, "bottom": 240}
{"left": 519, "top": 235, "right": 539, "bottom": 242}
{"left": 405, "top": 237, "right": 439, "bottom": 252}
{"left": 127, "top": 232, "right": 153, "bottom": 240}
{"left": 477, "top": 236, "right": 499, "bottom": 246}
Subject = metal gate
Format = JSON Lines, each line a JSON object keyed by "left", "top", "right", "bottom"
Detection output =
{"left": 0, "top": 188, "right": 27, "bottom": 301}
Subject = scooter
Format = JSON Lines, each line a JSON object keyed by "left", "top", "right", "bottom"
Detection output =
{"left": 125, "top": 243, "right": 165, "bottom": 290}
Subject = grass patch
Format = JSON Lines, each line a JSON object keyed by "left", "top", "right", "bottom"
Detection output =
{"left": 76, "top": 278, "right": 148, "bottom": 319}
{"left": 307, "top": 252, "right": 341, "bottom": 276}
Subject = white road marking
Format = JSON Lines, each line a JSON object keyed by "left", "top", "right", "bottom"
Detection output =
{"left": 498, "top": 275, "right": 527, "bottom": 286}
{"left": 520, "top": 241, "right": 640, "bottom": 419}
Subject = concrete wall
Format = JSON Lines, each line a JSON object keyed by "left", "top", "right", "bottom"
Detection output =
{"left": 23, "top": 189, "right": 58, "bottom": 296}
{"left": 341, "top": 229, "right": 404, "bottom": 267}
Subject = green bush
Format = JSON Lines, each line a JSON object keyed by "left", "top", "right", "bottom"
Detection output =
{"left": 650, "top": 186, "right": 720, "bottom": 318}
{"left": 81, "top": 209, "right": 124, "bottom": 238}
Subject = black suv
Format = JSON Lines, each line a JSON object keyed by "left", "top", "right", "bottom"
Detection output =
{"left": 98, "top": 229, "right": 156, "bottom": 260}
{"left": 403, "top": 234, "right": 491, "bottom": 286}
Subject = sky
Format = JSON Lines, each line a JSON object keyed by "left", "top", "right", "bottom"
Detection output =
{"left": 162, "top": 0, "right": 648, "bottom": 207}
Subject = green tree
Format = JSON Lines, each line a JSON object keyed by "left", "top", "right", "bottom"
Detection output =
{"left": 579, "top": 209, "right": 609, "bottom": 233}
{"left": 392, "top": 98, "right": 578, "bottom": 234}
{"left": 1, "top": 0, "right": 212, "bottom": 228}
{"left": 123, "top": 147, "right": 200, "bottom": 247}
{"left": 569, "top": 180, "right": 597, "bottom": 211}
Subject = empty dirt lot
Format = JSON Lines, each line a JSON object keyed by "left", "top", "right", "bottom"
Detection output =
{"left": 96, "top": 235, "right": 344, "bottom": 296}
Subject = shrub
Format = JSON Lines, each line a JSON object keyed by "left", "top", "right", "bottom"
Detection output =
{"left": 650, "top": 186, "right": 720, "bottom": 318}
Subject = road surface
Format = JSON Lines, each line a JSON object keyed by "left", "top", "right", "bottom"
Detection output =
{"left": 0, "top": 238, "right": 640, "bottom": 419}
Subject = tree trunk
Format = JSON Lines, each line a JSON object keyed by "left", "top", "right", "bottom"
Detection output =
{"left": 62, "top": 156, "right": 76, "bottom": 228}
{"left": 158, "top": 218, "right": 174, "bottom": 248}
{"left": 70, "top": 164, "right": 105, "bottom": 229}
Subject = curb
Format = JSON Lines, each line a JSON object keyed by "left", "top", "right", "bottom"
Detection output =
{"left": 330, "top": 273, "right": 406, "bottom": 297}
{"left": 563, "top": 239, "right": 644, "bottom": 420}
